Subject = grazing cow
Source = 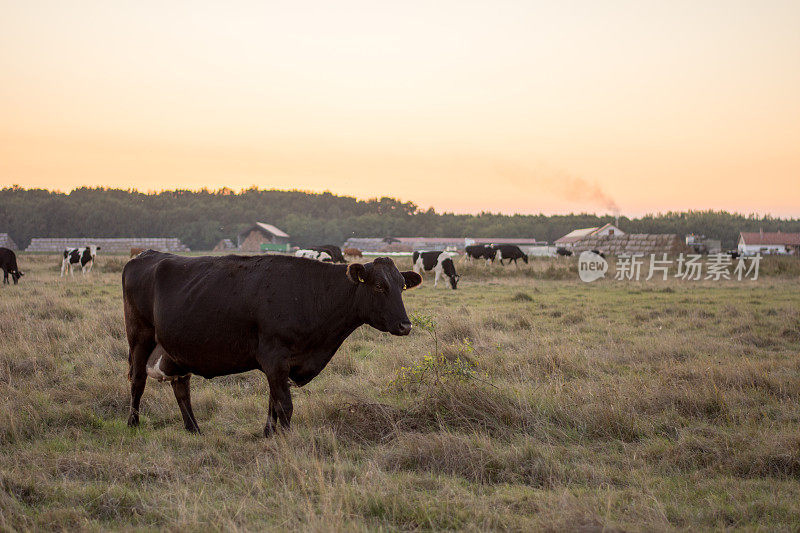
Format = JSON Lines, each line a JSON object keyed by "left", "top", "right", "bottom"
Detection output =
{"left": 310, "top": 245, "right": 345, "bottom": 263}
{"left": 295, "top": 249, "right": 333, "bottom": 262}
{"left": 727, "top": 250, "right": 741, "bottom": 259}
{"left": 412, "top": 251, "right": 460, "bottom": 289}
{"left": 122, "top": 252, "right": 422, "bottom": 435}
{"left": 492, "top": 244, "right": 529, "bottom": 267}
{"left": 0, "top": 247, "right": 24, "bottom": 285}
{"left": 343, "top": 247, "right": 363, "bottom": 259}
{"left": 464, "top": 244, "right": 496, "bottom": 265}
{"left": 591, "top": 249, "right": 606, "bottom": 259}
{"left": 556, "top": 247, "right": 573, "bottom": 257}
{"left": 130, "top": 247, "right": 146, "bottom": 258}
{"left": 61, "top": 246, "right": 100, "bottom": 277}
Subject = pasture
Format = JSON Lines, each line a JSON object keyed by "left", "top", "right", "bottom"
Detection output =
{"left": 1, "top": 253, "right": 799, "bottom": 530}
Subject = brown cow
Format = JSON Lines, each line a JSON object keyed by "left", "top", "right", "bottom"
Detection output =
{"left": 122, "top": 252, "right": 422, "bottom": 435}
{"left": 343, "top": 247, "right": 363, "bottom": 259}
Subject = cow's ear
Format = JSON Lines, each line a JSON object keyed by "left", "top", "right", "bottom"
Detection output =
{"left": 346, "top": 263, "right": 368, "bottom": 284}
{"left": 401, "top": 271, "right": 422, "bottom": 290}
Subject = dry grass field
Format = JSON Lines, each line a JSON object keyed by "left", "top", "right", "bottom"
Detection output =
{"left": 1, "top": 253, "right": 799, "bottom": 531}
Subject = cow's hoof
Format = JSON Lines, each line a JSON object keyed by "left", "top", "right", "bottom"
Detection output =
{"left": 185, "top": 424, "right": 201, "bottom": 434}
{"left": 127, "top": 413, "right": 139, "bottom": 427}
{"left": 263, "top": 423, "right": 275, "bottom": 438}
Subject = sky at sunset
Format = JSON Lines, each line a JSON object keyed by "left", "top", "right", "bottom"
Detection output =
{"left": 1, "top": 1, "right": 799, "bottom": 216}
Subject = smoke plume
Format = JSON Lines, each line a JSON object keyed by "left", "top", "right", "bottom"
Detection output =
{"left": 493, "top": 161, "right": 620, "bottom": 215}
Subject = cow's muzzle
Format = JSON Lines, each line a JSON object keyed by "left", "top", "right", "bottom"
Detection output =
{"left": 391, "top": 321, "right": 412, "bottom": 336}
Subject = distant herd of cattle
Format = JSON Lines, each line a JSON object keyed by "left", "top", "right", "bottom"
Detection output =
{"left": 0, "top": 242, "right": 534, "bottom": 291}
{"left": 291, "top": 243, "right": 532, "bottom": 291}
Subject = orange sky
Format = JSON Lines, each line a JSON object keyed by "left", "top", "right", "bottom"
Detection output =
{"left": 1, "top": 1, "right": 799, "bottom": 216}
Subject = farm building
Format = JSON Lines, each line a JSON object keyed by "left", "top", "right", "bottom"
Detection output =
{"left": 0, "top": 233, "right": 18, "bottom": 250}
{"left": 213, "top": 238, "right": 236, "bottom": 252}
{"left": 570, "top": 234, "right": 689, "bottom": 255}
{"left": 343, "top": 237, "right": 462, "bottom": 253}
{"left": 342, "top": 237, "right": 541, "bottom": 254}
{"left": 686, "top": 234, "right": 722, "bottom": 254}
{"left": 25, "top": 237, "right": 190, "bottom": 253}
{"left": 738, "top": 231, "right": 800, "bottom": 255}
{"left": 555, "top": 223, "right": 624, "bottom": 248}
{"left": 237, "top": 223, "right": 290, "bottom": 252}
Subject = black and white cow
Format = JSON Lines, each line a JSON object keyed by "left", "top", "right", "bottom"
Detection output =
{"left": 556, "top": 247, "right": 573, "bottom": 257}
{"left": 492, "top": 244, "right": 528, "bottom": 267}
{"left": 464, "top": 244, "right": 496, "bottom": 265}
{"left": 61, "top": 245, "right": 100, "bottom": 277}
{"left": 295, "top": 249, "right": 333, "bottom": 262}
{"left": 309, "top": 245, "right": 345, "bottom": 263}
{"left": 412, "top": 251, "right": 460, "bottom": 289}
{"left": 0, "top": 247, "right": 24, "bottom": 285}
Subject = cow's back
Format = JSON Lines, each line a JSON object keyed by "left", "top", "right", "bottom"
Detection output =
{"left": 0, "top": 247, "right": 16, "bottom": 268}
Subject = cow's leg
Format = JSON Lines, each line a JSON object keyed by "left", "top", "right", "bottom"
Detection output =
{"left": 127, "top": 340, "right": 153, "bottom": 427}
{"left": 2, "top": 269, "right": 7, "bottom": 284}
{"left": 60, "top": 261, "right": 66, "bottom": 277}
{"left": 434, "top": 269, "right": 440, "bottom": 287}
{"left": 171, "top": 376, "right": 200, "bottom": 433}
{"left": 259, "top": 355, "right": 292, "bottom": 436}
{"left": 125, "top": 301, "right": 155, "bottom": 428}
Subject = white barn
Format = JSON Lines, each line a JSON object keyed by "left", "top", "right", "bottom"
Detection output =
{"left": 738, "top": 231, "right": 800, "bottom": 255}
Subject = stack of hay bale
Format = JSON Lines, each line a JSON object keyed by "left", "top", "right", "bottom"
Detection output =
{"left": 0, "top": 233, "right": 18, "bottom": 250}
{"left": 572, "top": 234, "right": 689, "bottom": 256}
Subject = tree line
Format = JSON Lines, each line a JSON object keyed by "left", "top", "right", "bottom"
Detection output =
{"left": 1, "top": 186, "right": 798, "bottom": 250}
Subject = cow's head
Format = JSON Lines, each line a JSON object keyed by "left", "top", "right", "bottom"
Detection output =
{"left": 441, "top": 257, "right": 460, "bottom": 289}
{"left": 522, "top": 254, "right": 529, "bottom": 264}
{"left": 347, "top": 257, "right": 422, "bottom": 335}
{"left": 448, "top": 273, "right": 460, "bottom": 289}
{"left": 12, "top": 270, "right": 23, "bottom": 284}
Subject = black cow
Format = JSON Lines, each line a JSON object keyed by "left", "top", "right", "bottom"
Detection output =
{"left": 122, "top": 252, "right": 422, "bottom": 435}
{"left": 493, "top": 244, "right": 529, "bottom": 266}
{"left": 464, "top": 244, "right": 496, "bottom": 265}
{"left": 412, "top": 251, "right": 459, "bottom": 289}
{"left": 61, "top": 245, "right": 100, "bottom": 277}
{"left": 310, "top": 245, "right": 345, "bottom": 263}
{"left": 0, "top": 247, "right": 24, "bottom": 285}
{"left": 556, "top": 247, "right": 573, "bottom": 257}
{"left": 591, "top": 249, "right": 606, "bottom": 259}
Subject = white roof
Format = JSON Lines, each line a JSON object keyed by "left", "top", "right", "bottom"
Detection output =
{"left": 555, "top": 223, "right": 624, "bottom": 244}
{"left": 560, "top": 227, "right": 599, "bottom": 240}
{"left": 254, "top": 222, "right": 289, "bottom": 238}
